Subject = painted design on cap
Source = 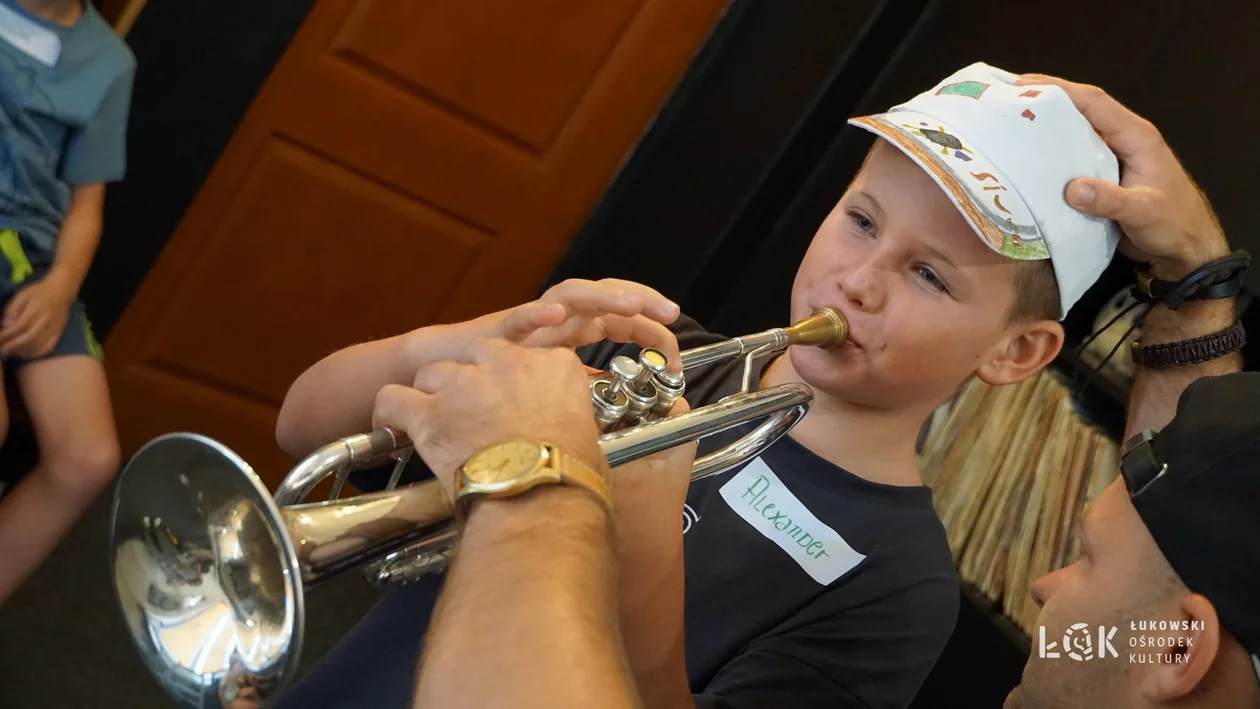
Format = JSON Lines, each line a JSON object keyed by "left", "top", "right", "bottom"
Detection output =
{"left": 904, "top": 123, "right": 973, "bottom": 160}
{"left": 936, "top": 81, "right": 990, "bottom": 99}
{"left": 1021, "top": 109, "right": 1036, "bottom": 121}
{"left": 1019, "top": 89, "right": 1041, "bottom": 98}
{"left": 854, "top": 115, "right": 1049, "bottom": 260}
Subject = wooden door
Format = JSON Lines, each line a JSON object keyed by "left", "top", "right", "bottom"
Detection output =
{"left": 105, "top": 0, "right": 727, "bottom": 488}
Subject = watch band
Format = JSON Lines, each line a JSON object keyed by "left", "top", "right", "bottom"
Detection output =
{"left": 1131, "top": 321, "right": 1246, "bottom": 368}
{"left": 548, "top": 445, "right": 614, "bottom": 512}
{"left": 455, "top": 442, "right": 613, "bottom": 519}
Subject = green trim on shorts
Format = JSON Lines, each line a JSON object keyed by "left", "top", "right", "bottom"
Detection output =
{"left": 0, "top": 229, "right": 33, "bottom": 285}
{"left": 81, "top": 312, "right": 105, "bottom": 362}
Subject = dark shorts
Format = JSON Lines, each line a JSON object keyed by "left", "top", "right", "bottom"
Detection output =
{"left": 0, "top": 228, "right": 104, "bottom": 369}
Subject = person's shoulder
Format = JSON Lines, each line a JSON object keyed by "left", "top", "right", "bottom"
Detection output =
{"left": 873, "top": 499, "right": 957, "bottom": 578}
{"left": 79, "top": 5, "right": 137, "bottom": 74}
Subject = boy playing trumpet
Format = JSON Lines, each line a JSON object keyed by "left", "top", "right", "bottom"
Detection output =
{"left": 276, "top": 63, "right": 1121, "bottom": 708}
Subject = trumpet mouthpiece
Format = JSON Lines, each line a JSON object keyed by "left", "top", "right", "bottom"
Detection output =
{"left": 784, "top": 307, "right": 848, "bottom": 349}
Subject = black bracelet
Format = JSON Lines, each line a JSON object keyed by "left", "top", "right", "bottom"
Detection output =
{"left": 1135, "top": 249, "right": 1250, "bottom": 310}
{"left": 1131, "top": 321, "right": 1246, "bottom": 368}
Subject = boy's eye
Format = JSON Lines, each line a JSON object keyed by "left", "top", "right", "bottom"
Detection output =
{"left": 916, "top": 265, "right": 950, "bottom": 295}
{"left": 848, "top": 211, "right": 875, "bottom": 233}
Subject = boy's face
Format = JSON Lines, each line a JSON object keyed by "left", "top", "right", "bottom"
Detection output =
{"left": 788, "top": 139, "right": 1053, "bottom": 411}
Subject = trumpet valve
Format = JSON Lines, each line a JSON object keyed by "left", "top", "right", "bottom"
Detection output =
{"left": 637, "top": 349, "right": 669, "bottom": 383}
{"left": 605, "top": 355, "right": 662, "bottom": 425}
{"left": 651, "top": 369, "right": 686, "bottom": 417}
{"left": 608, "top": 356, "right": 642, "bottom": 397}
{"left": 623, "top": 380, "right": 658, "bottom": 424}
{"left": 591, "top": 380, "right": 630, "bottom": 431}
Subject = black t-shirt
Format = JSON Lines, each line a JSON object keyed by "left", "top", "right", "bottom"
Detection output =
{"left": 279, "top": 315, "right": 959, "bottom": 709}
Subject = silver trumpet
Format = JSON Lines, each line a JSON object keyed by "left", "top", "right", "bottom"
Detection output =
{"left": 108, "top": 308, "right": 846, "bottom": 708}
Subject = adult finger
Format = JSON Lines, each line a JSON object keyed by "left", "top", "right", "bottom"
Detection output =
{"left": 596, "top": 314, "right": 683, "bottom": 372}
{"left": 500, "top": 301, "right": 566, "bottom": 341}
{"left": 1016, "top": 74, "right": 1165, "bottom": 163}
{"left": 1063, "top": 178, "right": 1161, "bottom": 228}
{"left": 372, "top": 383, "right": 438, "bottom": 447}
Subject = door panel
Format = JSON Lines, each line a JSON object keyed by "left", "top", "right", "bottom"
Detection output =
{"left": 106, "top": 0, "right": 727, "bottom": 486}
{"left": 334, "top": 0, "right": 645, "bottom": 151}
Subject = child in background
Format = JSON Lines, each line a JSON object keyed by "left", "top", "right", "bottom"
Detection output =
{"left": 0, "top": 0, "right": 135, "bottom": 604}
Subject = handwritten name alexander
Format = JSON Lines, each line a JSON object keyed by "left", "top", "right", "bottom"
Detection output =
{"left": 741, "top": 475, "right": 830, "bottom": 559}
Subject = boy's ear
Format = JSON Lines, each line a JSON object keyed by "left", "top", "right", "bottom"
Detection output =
{"left": 974, "top": 320, "right": 1064, "bottom": 386}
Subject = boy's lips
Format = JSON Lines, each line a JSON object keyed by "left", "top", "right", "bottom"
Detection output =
{"left": 809, "top": 304, "right": 863, "bottom": 349}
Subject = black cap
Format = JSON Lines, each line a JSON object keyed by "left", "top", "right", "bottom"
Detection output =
{"left": 1121, "top": 372, "right": 1260, "bottom": 678}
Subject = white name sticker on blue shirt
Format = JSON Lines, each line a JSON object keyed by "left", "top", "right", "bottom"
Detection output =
{"left": 720, "top": 458, "right": 866, "bottom": 585}
{"left": 0, "top": 3, "right": 61, "bottom": 67}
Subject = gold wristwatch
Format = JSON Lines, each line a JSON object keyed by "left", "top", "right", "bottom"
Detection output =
{"left": 453, "top": 439, "right": 611, "bottom": 517}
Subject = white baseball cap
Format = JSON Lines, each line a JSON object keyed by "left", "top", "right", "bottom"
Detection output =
{"left": 848, "top": 62, "right": 1122, "bottom": 319}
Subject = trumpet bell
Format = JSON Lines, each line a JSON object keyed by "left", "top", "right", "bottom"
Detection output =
{"left": 109, "top": 433, "right": 304, "bottom": 708}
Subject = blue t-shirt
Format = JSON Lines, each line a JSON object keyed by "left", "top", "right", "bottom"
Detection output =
{"left": 0, "top": 0, "right": 135, "bottom": 257}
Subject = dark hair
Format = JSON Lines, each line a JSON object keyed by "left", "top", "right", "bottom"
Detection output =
{"left": 1006, "top": 260, "right": 1061, "bottom": 324}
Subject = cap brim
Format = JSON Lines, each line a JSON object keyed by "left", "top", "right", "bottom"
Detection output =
{"left": 848, "top": 112, "right": 1049, "bottom": 263}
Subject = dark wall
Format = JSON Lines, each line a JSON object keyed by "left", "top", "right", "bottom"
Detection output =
{"left": 546, "top": 0, "right": 930, "bottom": 310}
{"left": 83, "top": 0, "right": 314, "bottom": 340}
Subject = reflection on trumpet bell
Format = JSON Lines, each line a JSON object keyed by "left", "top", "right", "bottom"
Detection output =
{"left": 109, "top": 433, "right": 302, "bottom": 709}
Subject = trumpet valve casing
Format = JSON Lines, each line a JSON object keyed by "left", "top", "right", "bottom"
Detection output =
{"left": 590, "top": 380, "right": 629, "bottom": 431}
{"left": 651, "top": 369, "right": 686, "bottom": 417}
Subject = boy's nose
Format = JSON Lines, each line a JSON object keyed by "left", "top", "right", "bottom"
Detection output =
{"left": 837, "top": 263, "right": 885, "bottom": 313}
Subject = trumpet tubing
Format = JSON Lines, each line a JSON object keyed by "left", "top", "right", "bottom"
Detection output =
{"left": 108, "top": 307, "right": 846, "bottom": 708}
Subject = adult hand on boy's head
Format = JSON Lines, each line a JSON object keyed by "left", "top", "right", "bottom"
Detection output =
{"left": 497, "top": 278, "right": 684, "bottom": 372}
{"left": 0, "top": 277, "right": 74, "bottom": 359}
{"left": 1017, "top": 75, "right": 1231, "bottom": 280}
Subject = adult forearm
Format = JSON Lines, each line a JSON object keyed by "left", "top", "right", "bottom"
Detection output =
{"left": 275, "top": 312, "right": 506, "bottom": 457}
{"left": 45, "top": 183, "right": 105, "bottom": 295}
{"left": 414, "top": 489, "right": 639, "bottom": 709}
{"left": 1124, "top": 241, "right": 1245, "bottom": 440}
{"left": 1125, "top": 298, "right": 1242, "bottom": 439}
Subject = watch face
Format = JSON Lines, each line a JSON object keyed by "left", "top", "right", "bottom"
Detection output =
{"left": 465, "top": 440, "right": 545, "bottom": 484}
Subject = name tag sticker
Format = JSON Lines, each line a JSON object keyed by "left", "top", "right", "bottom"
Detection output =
{"left": 0, "top": 3, "right": 61, "bottom": 67}
{"left": 720, "top": 458, "right": 865, "bottom": 585}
